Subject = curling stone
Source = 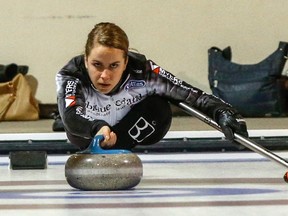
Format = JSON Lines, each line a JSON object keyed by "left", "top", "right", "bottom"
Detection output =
{"left": 65, "top": 135, "right": 143, "bottom": 190}
{"left": 284, "top": 171, "right": 288, "bottom": 183}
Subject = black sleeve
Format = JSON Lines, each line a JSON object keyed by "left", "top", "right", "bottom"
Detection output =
{"left": 145, "top": 60, "right": 232, "bottom": 121}
{"left": 56, "top": 58, "right": 110, "bottom": 138}
{"left": 193, "top": 93, "right": 233, "bottom": 120}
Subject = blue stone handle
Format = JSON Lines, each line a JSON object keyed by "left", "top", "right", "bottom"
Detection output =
{"left": 78, "top": 135, "right": 132, "bottom": 154}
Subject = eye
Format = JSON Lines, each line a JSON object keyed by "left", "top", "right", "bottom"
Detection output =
{"left": 110, "top": 63, "right": 119, "bottom": 69}
{"left": 92, "top": 62, "right": 102, "bottom": 68}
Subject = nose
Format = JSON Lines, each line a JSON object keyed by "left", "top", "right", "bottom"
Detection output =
{"left": 100, "top": 69, "right": 110, "bottom": 80}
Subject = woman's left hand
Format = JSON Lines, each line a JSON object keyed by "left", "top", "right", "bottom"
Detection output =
{"left": 216, "top": 108, "right": 249, "bottom": 140}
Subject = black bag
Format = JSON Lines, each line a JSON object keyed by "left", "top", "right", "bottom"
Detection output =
{"left": 208, "top": 42, "right": 288, "bottom": 117}
{"left": 0, "top": 64, "right": 29, "bottom": 82}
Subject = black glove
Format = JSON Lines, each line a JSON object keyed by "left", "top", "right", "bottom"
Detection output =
{"left": 216, "top": 108, "right": 248, "bottom": 140}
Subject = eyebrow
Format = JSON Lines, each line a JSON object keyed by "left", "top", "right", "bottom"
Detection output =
{"left": 91, "top": 60, "right": 121, "bottom": 64}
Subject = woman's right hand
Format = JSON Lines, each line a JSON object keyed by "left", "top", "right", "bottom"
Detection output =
{"left": 96, "top": 126, "right": 117, "bottom": 148}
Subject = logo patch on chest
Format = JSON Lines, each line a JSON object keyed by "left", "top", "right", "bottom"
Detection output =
{"left": 125, "top": 80, "right": 146, "bottom": 91}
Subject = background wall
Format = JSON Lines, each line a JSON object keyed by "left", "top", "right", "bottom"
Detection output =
{"left": 0, "top": 0, "right": 287, "bottom": 103}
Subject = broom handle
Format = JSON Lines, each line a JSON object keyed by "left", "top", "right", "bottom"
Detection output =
{"left": 178, "top": 102, "right": 288, "bottom": 169}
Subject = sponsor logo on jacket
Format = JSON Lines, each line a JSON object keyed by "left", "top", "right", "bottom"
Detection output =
{"left": 65, "top": 80, "right": 78, "bottom": 107}
{"left": 128, "top": 117, "right": 155, "bottom": 142}
{"left": 115, "top": 94, "right": 143, "bottom": 106}
{"left": 150, "top": 61, "right": 197, "bottom": 92}
{"left": 124, "top": 80, "right": 146, "bottom": 91}
{"left": 150, "top": 62, "right": 183, "bottom": 85}
{"left": 85, "top": 94, "right": 143, "bottom": 113}
{"left": 65, "top": 95, "right": 76, "bottom": 108}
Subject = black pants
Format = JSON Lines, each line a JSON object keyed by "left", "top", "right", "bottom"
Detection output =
{"left": 66, "top": 96, "right": 172, "bottom": 150}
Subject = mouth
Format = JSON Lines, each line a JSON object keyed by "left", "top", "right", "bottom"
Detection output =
{"left": 96, "top": 83, "right": 112, "bottom": 93}
{"left": 98, "top": 83, "right": 110, "bottom": 88}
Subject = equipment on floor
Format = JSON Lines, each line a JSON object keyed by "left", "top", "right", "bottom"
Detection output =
{"left": 208, "top": 41, "right": 288, "bottom": 117}
{"left": 284, "top": 172, "right": 288, "bottom": 183}
{"left": 65, "top": 135, "right": 143, "bottom": 190}
{"left": 9, "top": 151, "right": 47, "bottom": 169}
{"left": 178, "top": 102, "right": 288, "bottom": 183}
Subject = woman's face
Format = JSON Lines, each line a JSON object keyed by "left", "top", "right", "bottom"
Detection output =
{"left": 85, "top": 44, "right": 128, "bottom": 94}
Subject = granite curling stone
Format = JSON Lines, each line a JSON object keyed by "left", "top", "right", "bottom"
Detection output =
{"left": 65, "top": 135, "right": 143, "bottom": 190}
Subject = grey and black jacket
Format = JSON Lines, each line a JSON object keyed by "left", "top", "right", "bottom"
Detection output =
{"left": 56, "top": 52, "right": 231, "bottom": 139}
